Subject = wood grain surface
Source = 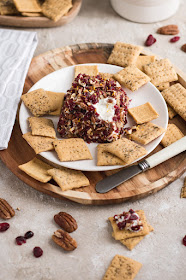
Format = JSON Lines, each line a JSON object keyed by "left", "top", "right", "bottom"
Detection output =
{"left": 0, "top": 0, "right": 82, "bottom": 28}
{"left": 0, "top": 43, "right": 185, "bottom": 205}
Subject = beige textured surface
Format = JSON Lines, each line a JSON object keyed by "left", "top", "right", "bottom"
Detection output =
{"left": 0, "top": 0, "right": 186, "bottom": 279}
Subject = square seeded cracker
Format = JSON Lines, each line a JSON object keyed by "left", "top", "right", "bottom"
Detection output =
{"left": 23, "top": 132, "right": 54, "bottom": 154}
{"left": 135, "top": 55, "right": 156, "bottom": 71}
{"left": 19, "top": 158, "right": 52, "bottom": 183}
{"left": 99, "top": 72, "right": 114, "bottom": 80}
{"left": 128, "top": 102, "right": 159, "bottom": 124}
{"left": 143, "top": 58, "right": 178, "bottom": 86}
{"left": 21, "top": 89, "right": 57, "bottom": 117}
{"left": 160, "top": 124, "right": 184, "bottom": 148}
{"left": 105, "top": 138, "right": 147, "bottom": 164}
{"left": 161, "top": 83, "right": 186, "bottom": 121}
{"left": 28, "top": 117, "right": 56, "bottom": 139}
{"left": 156, "top": 82, "right": 170, "bottom": 91}
{"left": 46, "top": 91, "right": 66, "bottom": 116}
{"left": 53, "top": 138, "right": 93, "bottom": 162}
{"left": 107, "top": 42, "right": 143, "bottom": 67}
{"left": 42, "top": 0, "right": 72, "bottom": 22}
{"left": 97, "top": 144, "right": 125, "bottom": 166}
{"left": 102, "top": 254, "right": 142, "bottom": 280}
{"left": 13, "top": 0, "right": 41, "bottom": 12}
{"left": 114, "top": 65, "right": 150, "bottom": 92}
{"left": 130, "top": 122, "right": 165, "bottom": 145}
{"left": 119, "top": 224, "right": 154, "bottom": 250}
{"left": 181, "top": 177, "right": 186, "bottom": 198}
{"left": 109, "top": 210, "right": 149, "bottom": 240}
{"left": 47, "top": 168, "right": 90, "bottom": 191}
{"left": 74, "top": 65, "right": 99, "bottom": 78}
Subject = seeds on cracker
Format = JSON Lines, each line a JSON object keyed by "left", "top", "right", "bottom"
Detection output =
{"left": 130, "top": 122, "right": 165, "bottom": 145}
{"left": 128, "top": 102, "right": 159, "bottom": 124}
{"left": 97, "top": 144, "right": 125, "bottom": 166}
{"left": 42, "top": 0, "right": 72, "bottom": 22}
{"left": 135, "top": 55, "right": 156, "bottom": 71}
{"left": 13, "top": 0, "right": 41, "bottom": 12}
{"left": 53, "top": 138, "right": 93, "bottom": 162}
{"left": 156, "top": 82, "right": 170, "bottom": 91}
{"left": 99, "top": 72, "right": 114, "bottom": 80}
{"left": 167, "top": 103, "right": 177, "bottom": 119}
{"left": 161, "top": 83, "right": 186, "bottom": 121}
{"left": 22, "top": 132, "right": 54, "bottom": 154}
{"left": 46, "top": 91, "right": 66, "bottom": 116}
{"left": 181, "top": 178, "right": 186, "bottom": 198}
{"left": 28, "top": 117, "right": 56, "bottom": 139}
{"left": 105, "top": 138, "right": 147, "bottom": 164}
{"left": 74, "top": 65, "right": 99, "bottom": 78}
{"left": 19, "top": 158, "right": 52, "bottom": 183}
{"left": 107, "top": 42, "right": 143, "bottom": 67}
{"left": 160, "top": 124, "right": 184, "bottom": 148}
{"left": 21, "top": 89, "right": 57, "bottom": 117}
{"left": 47, "top": 168, "right": 90, "bottom": 191}
{"left": 143, "top": 58, "right": 178, "bottom": 86}
{"left": 103, "top": 254, "right": 142, "bottom": 280}
{"left": 114, "top": 65, "right": 150, "bottom": 92}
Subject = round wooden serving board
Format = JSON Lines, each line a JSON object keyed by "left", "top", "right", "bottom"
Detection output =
{"left": 0, "top": 0, "right": 82, "bottom": 28}
{"left": 0, "top": 43, "right": 185, "bottom": 205}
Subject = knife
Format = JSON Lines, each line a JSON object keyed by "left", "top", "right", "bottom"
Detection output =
{"left": 96, "top": 136, "right": 186, "bottom": 193}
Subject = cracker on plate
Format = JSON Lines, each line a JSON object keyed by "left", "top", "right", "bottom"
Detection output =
{"left": 74, "top": 65, "right": 99, "bottom": 78}
{"left": 19, "top": 157, "right": 52, "bottom": 183}
{"left": 120, "top": 224, "right": 154, "bottom": 250}
{"left": 105, "top": 138, "right": 147, "bottom": 164}
{"left": 28, "top": 117, "right": 56, "bottom": 139}
{"left": 156, "top": 82, "right": 170, "bottom": 91}
{"left": 161, "top": 83, "right": 186, "bottom": 121}
{"left": 23, "top": 132, "right": 54, "bottom": 154}
{"left": 103, "top": 254, "right": 142, "bottom": 280}
{"left": 181, "top": 178, "right": 186, "bottom": 198}
{"left": 99, "top": 72, "right": 114, "bottom": 80}
{"left": 0, "top": 0, "right": 18, "bottom": 15}
{"left": 42, "top": 0, "right": 72, "bottom": 22}
{"left": 46, "top": 91, "right": 66, "bottom": 116}
{"left": 128, "top": 102, "right": 159, "bottom": 124}
{"left": 143, "top": 58, "right": 178, "bottom": 86}
{"left": 97, "top": 144, "right": 125, "bottom": 166}
{"left": 130, "top": 122, "right": 165, "bottom": 145}
{"left": 21, "top": 89, "right": 57, "bottom": 117}
{"left": 107, "top": 42, "right": 143, "bottom": 67}
{"left": 47, "top": 168, "right": 90, "bottom": 191}
{"left": 13, "top": 0, "right": 41, "bottom": 12}
{"left": 160, "top": 124, "right": 184, "bottom": 147}
{"left": 135, "top": 55, "right": 156, "bottom": 71}
{"left": 114, "top": 65, "right": 150, "bottom": 92}
{"left": 53, "top": 138, "right": 93, "bottom": 162}
{"left": 109, "top": 210, "right": 149, "bottom": 240}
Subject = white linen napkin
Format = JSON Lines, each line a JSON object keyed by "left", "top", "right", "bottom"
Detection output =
{"left": 0, "top": 29, "right": 38, "bottom": 150}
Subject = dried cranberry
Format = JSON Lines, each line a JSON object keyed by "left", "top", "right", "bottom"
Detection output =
{"left": 15, "top": 236, "right": 26, "bottom": 245}
{"left": 183, "top": 235, "right": 186, "bottom": 246}
{"left": 131, "top": 225, "right": 141, "bottom": 231}
{"left": 130, "top": 214, "right": 138, "bottom": 220}
{"left": 117, "top": 221, "right": 126, "bottom": 230}
{"left": 0, "top": 222, "right": 10, "bottom": 232}
{"left": 145, "top": 34, "right": 156, "bottom": 46}
{"left": 170, "top": 36, "right": 180, "bottom": 43}
{"left": 24, "top": 231, "right": 34, "bottom": 239}
{"left": 33, "top": 247, "right": 43, "bottom": 258}
{"left": 129, "top": 209, "right": 135, "bottom": 214}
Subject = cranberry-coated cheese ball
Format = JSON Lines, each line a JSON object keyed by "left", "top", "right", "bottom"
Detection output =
{"left": 57, "top": 74, "right": 129, "bottom": 143}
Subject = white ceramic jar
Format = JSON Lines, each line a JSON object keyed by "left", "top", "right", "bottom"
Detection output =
{"left": 110, "top": 0, "right": 180, "bottom": 23}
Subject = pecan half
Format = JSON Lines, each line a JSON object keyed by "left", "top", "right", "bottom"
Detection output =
{"left": 52, "top": 229, "right": 77, "bottom": 251}
{"left": 157, "top": 25, "right": 179, "bottom": 35}
{"left": 181, "top": 44, "right": 186, "bottom": 53}
{"left": 0, "top": 198, "right": 15, "bottom": 219}
{"left": 54, "top": 212, "right": 77, "bottom": 233}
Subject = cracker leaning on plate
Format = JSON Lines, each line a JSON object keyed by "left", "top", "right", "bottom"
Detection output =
{"left": 128, "top": 102, "right": 159, "bottom": 124}
{"left": 23, "top": 132, "right": 54, "bottom": 154}
{"left": 28, "top": 117, "right": 56, "bottom": 138}
{"left": 102, "top": 254, "right": 142, "bottom": 280}
{"left": 135, "top": 55, "right": 155, "bottom": 71}
{"left": 74, "top": 65, "right": 99, "bottom": 78}
{"left": 97, "top": 144, "right": 125, "bottom": 166}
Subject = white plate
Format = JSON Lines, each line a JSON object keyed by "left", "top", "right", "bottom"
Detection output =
{"left": 19, "top": 63, "right": 168, "bottom": 171}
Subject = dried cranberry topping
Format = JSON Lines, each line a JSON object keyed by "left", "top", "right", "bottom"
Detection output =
{"left": 24, "top": 231, "right": 34, "bottom": 239}
{"left": 170, "top": 36, "right": 180, "bottom": 43}
{"left": 117, "top": 221, "right": 126, "bottom": 230}
{"left": 145, "top": 34, "right": 156, "bottom": 46}
{"left": 130, "top": 214, "right": 138, "bottom": 220}
{"left": 183, "top": 235, "right": 186, "bottom": 246}
{"left": 15, "top": 236, "right": 26, "bottom": 245}
{"left": 129, "top": 209, "right": 135, "bottom": 214}
{"left": 0, "top": 222, "right": 10, "bottom": 232}
{"left": 131, "top": 225, "right": 141, "bottom": 231}
{"left": 33, "top": 247, "right": 43, "bottom": 258}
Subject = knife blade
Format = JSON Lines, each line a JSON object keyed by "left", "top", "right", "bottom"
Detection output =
{"left": 96, "top": 136, "right": 186, "bottom": 193}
